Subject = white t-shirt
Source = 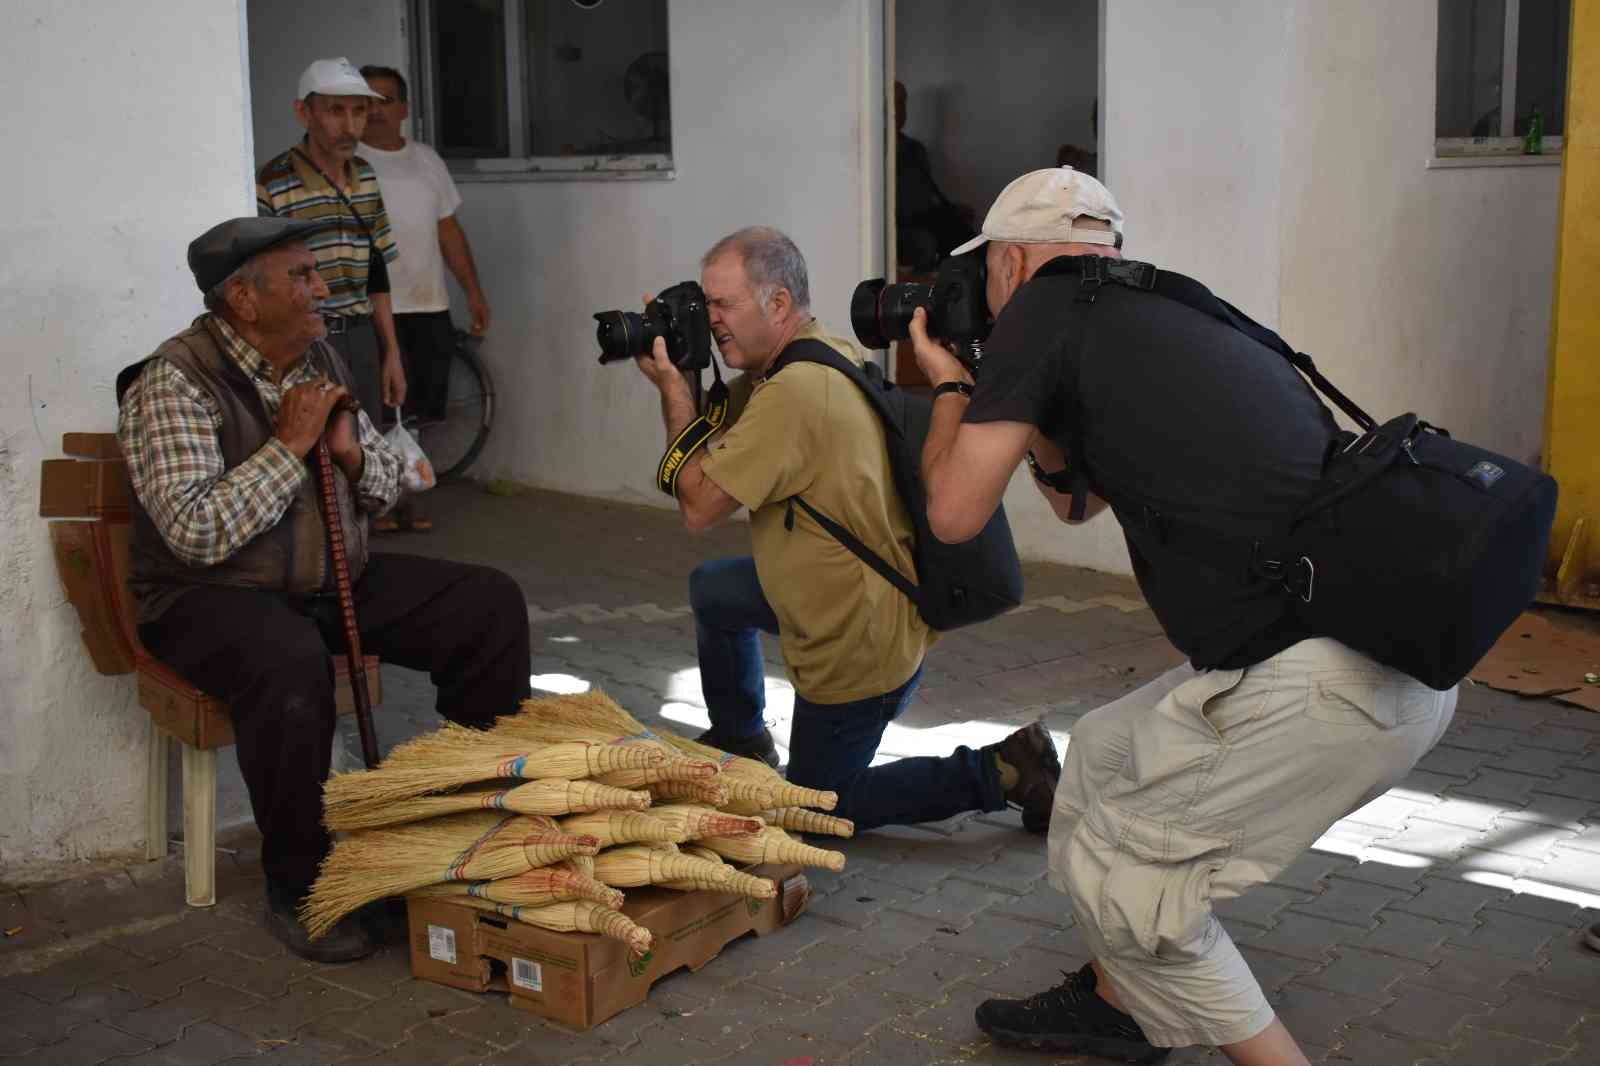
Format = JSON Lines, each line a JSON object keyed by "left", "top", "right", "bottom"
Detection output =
{"left": 359, "top": 140, "right": 464, "bottom": 314}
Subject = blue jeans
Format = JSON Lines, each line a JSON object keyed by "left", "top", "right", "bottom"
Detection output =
{"left": 690, "top": 556, "right": 1005, "bottom": 831}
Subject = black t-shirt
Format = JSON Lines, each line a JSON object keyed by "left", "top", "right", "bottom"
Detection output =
{"left": 964, "top": 265, "right": 1336, "bottom": 669}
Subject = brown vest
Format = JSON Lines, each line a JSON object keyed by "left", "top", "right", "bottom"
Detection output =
{"left": 125, "top": 316, "right": 369, "bottom": 623}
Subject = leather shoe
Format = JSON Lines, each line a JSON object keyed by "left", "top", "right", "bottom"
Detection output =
{"left": 986, "top": 722, "right": 1061, "bottom": 835}
{"left": 263, "top": 891, "right": 377, "bottom": 963}
{"left": 694, "top": 725, "right": 780, "bottom": 768}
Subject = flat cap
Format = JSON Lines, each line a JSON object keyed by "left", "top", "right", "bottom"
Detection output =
{"left": 187, "top": 216, "right": 326, "bottom": 293}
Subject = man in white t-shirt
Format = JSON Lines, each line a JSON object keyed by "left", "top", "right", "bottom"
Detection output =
{"left": 360, "top": 65, "right": 491, "bottom": 531}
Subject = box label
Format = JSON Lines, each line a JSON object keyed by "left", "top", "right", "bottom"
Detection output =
{"left": 512, "top": 957, "right": 543, "bottom": 992}
{"left": 427, "top": 924, "right": 457, "bottom": 964}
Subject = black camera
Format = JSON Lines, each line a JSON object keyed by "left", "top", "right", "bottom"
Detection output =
{"left": 850, "top": 252, "right": 991, "bottom": 368}
{"left": 593, "top": 280, "right": 712, "bottom": 371}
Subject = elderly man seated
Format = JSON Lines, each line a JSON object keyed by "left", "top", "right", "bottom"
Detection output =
{"left": 116, "top": 217, "right": 532, "bottom": 962}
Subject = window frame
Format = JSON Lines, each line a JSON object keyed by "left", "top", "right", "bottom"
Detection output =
{"left": 1434, "top": 0, "right": 1566, "bottom": 163}
{"left": 408, "top": 0, "right": 676, "bottom": 183}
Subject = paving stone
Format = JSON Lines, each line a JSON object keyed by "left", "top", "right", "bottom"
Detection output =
{"left": 1484, "top": 890, "right": 1582, "bottom": 924}
{"left": 945, "top": 843, "right": 1050, "bottom": 894}
{"left": 1289, "top": 878, "right": 1406, "bottom": 928}
{"left": 1500, "top": 795, "right": 1598, "bottom": 831}
{"left": 421, "top": 1002, "right": 544, "bottom": 1052}
{"left": 1408, "top": 944, "right": 1537, "bottom": 1003}
{"left": 926, "top": 911, "right": 1045, "bottom": 965}
{"left": 748, "top": 941, "right": 894, "bottom": 1006}
{"left": 1477, "top": 823, "right": 1580, "bottom": 862}
{"left": 1390, "top": 879, "right": 1509, "bottom": 925}
{"left": 651, "top": 976, "right": 817, "bottom": 1050}
{"left": 1269, "top": 852, "right": 1361, "bottom": 895}
{"left": 967, "top": 945, "right": 1087, "bottom": 997}
{"left": 1534, "top": 769, "right": 1600, "bottom": 801}
{"left": 853, "top": 939, "right": 995, "bottom": 1007}
{"left": 308, "top": 944, "right": 414, "bottom": 999}
{"left": 841, "top": 910, "right": 947, "bottom": 962}
{"left": 1524, "top": 725, "right": 1598, "bottom": 754}
{"left": 1345, "top": 793, "right": 1437, "bottom": 832}
{"left": 805, "top": 983, "right": 921, "bottom": 1046}
{"left": 1019, "top": 921, "right": 1093, "bottom": 959}
{"left": 1420, "top": 1025, "right": 1574, "bottom": 1066}
{"left": 1213, "top": 884, "right": 1313, "bottom": 930}
{"left": 1534, "top": 845, "right": 1600, "bottom": 895}
{"left": 1410, "top": 796, "right": 1511, "bottom": 832}
{"left": 694, "top": 922, "right": 831, "bottom": 984}
{"left": 1239, "top": 945, "right": 1320, "bottom": 995}
{"left": 110, "top": 943, "right": 236, "bottom": 1001}
{"left": 890, "top": 877, "right": 1011, "bottom": 926}
{"left": 1473, "top": 984, "right": 1593, "bottom": 1045}
{"left": 1378, "top": 820, "right": 1486, "bottom": 862}
{"left": 1298, "top": 948, "right": 1427, "bottom": 1004}
{"left": 363, "top": 1019, "right": 496, "bottom": 1066}
{"left": 101, "top": 911, "right": 251, "bottom": 964}
{"left": 1416, "top": 744, "right": 1494, "bottom": 780}
{"left": 1512, "top": 936, "right": 1600, "bottom": 1002}
{"left": 1325, "top": 1025, "right": 1449, "bottom": 1066}
{"left": 114, "top": 1020, "right": 262, "bottom": 1065}
{"left": 1390, "top": 771, "right": 1458, "bottom": 804}
{"left": 21, "top": 1020, "right": 154, "bottom": 1066}
{"left": 1447, "top": 910, "right": 1568, "bottom": 962}
{"left": 109, "top": 977, "right": 253, "bottom": 1043}
{"left": 1439, "top": 846, "right": 1535, "bottom": 882}
{"left": 204, "top": 948, "right": 318, "bottom": 999}
{"left": 1270, "top": 983, "right": 1383, "bottom": 1050}
{"left": 0, "top": 941, "right": 145, "bottom": 1004}
{"left": 1356, "top": 911, "right": 1455, "bottom": 963}
{"left": 1442, "top": 724, "right": 1519, "bottom": 754}
{"left": 1243, "top": 912, "right": 1362, "bottom": 963}
{"left": 213, "top": 977, "right": 371, "bottom": 1042}
{"left": 804, "top": 876, "right": 924, "bottom": 931}
{"left": 739, "top": 1022, "right": 858, "bottom": 1065}
{"left": 1329, "top": 855, "right": 1434, "bottom": 891}
{"left": 989, "top": 881, "right": 1073, "bottom": 928}
{"left": 1488, "top": 746, "right": 1582, "bottom": 779}
{"left": 1366, "top": 980, "right": 1490, "bottom": 1044}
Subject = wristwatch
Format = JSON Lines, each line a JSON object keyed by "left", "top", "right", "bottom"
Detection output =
{"left": 932, "top": 380, "right": 974, "bottom": 400}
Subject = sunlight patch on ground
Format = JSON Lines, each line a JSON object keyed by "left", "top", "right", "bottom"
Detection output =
{"left": 529, "top": 672, "right": 592, "bottom": 695}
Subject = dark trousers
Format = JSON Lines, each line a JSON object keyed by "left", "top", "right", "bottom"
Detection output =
{"left": 139, "top": 552, "right": 532, "bottom": 902}
{"left": 690, "top": 556, "right": 1004, "bottom": 830}
{"left": 325, "top": 317, "right": 383, "bottom": 421}
{"left": 393, "top": 311, "right": 456, "bottom": 424}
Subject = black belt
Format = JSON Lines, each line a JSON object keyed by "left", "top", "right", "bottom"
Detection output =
{"left": 322, "top": 313, "right": 372, "bottom": 336}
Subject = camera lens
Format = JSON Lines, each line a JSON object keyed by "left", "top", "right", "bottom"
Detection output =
{"left": 850, "top": 280, "right": 890, "bottom": 349}
{"left": 594, "top": 311, "right": 649, "bottom": 363}
{"left": 877, "top": 283, "right": 935, "bottom": 343}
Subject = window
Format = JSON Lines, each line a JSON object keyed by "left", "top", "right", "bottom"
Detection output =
{"left": 1436, "top": 0, "right": 1569, "bottom": 158}
{"left": 412, "top": 0, "right": 672, "bottom": 180}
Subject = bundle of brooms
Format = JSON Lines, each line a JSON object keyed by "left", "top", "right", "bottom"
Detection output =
{"left": 305, "top": 690, "right": 847, "bottom": 951}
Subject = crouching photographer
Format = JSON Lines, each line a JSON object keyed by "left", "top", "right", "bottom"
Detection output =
{"left": 911, "top": 166, "right": 1558, "bottom": 1063}
{"left": 614, "top": 225, "right": 1060, "bottom": 835}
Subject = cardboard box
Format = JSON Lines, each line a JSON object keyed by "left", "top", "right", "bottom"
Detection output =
{"left": 407, "top": 864, "right": 811, "bottom": 1030}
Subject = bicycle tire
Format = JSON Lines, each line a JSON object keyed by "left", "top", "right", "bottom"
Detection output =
{"left": 419, "top": 334, "right": 494, "bottom": 481}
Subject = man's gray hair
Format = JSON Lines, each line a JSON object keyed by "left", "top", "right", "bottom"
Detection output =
{"left": 702, "top": 226, "right": 810, "bottom": 312}
{"left": 202, "top": 257, "right": 263, "bottom": 315}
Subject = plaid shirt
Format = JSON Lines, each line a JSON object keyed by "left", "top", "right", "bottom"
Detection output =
{"left": 118, "top": 315, "right": 400, "bottom": 568}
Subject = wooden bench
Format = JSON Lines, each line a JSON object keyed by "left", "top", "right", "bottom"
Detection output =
{"left": 39, "top": 433, "right": 381, "bottom": 907}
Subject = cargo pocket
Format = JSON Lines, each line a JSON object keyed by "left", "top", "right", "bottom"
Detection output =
{"left": 1308, "top": 670, "right": 1436, "bottom": 729}
{"left": 1080, "top": 799, "right": 1235, "bottom": 964}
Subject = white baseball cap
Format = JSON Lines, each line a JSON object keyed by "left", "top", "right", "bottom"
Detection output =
{"left": 951, "top": 167, "right": 1124, "bottom": 256}
{"left": 297, "top": 57, "right": 384, "bottom": 100}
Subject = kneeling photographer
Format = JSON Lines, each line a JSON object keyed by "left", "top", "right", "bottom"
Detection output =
{"left": 613, "top": 225, "right": 1060, "bottom": 835}
{"left": 913, "top": 167, "right": 1481, "bottom": 1063}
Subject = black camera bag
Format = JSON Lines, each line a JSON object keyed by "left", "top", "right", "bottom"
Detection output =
{"left": 768, "top": 340, "right": 1024, "bottom": 630}
{"left": 1040, "top": 255, "right": 1557, "bottom": 690}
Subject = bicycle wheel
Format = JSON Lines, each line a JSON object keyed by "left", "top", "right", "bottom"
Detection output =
{"left": 418, "top": 334, "right": 494, "bottom": 481}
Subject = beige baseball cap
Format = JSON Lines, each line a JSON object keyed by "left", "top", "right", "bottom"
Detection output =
{"left": 297, "top": 57, "right": 384, "bottom": 100}
{"left": 951, "top": 166, "right": 1124, "bottom": 256}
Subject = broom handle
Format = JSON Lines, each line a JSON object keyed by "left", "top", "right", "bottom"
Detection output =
{"left": 313, "top": 436, "right": 380, "bottom": 770}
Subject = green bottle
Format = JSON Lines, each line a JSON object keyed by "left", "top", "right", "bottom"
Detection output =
{"left": 1524, "top": 108, "right": 1544, "bottom": 155}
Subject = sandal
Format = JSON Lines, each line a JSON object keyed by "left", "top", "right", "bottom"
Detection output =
{"left": 407, "top": 517, "right": 434, "bottom": 533}
{"left": 372, "top": 514, "right": 401, "bottom": 533}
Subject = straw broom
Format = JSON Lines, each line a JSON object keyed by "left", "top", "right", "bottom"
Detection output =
{"left": 519, "top": 689, "right": 838, "bottom": 812}
{"left": 760, "top": 808, "right": 855, "bottom": 838}
{"left": 302, "top": 812, "right": 600, "bottom": 939}
{"left": 325, "top": 779, "right": 650, "bottom": 832}
{"left": 591, "top": 844, "right": 738, "bottom": 888}
{"left": 649, "top": 804, "right": 764, "bottom": 840}
{"left": 411, "top": 866, "right": 624, "bottom": 909}
{"left": 436, "top": 896, "right": 652, "bottom": 955}
{"left": 382, "top": 722, "right": 667, "bottom": 772}
{"left": 663, "top": 846, "right": 778, "bottom": 899}
{"left": 557, "top": 810, "right": 687, "bottom": 847}
{"left": 697, "top": 826, "right": 846, "bottom": 872}
{"left": 647, "top": 779, "right": 729, "bottom": 807}
{"left": 322, "top": 743, "right": 664, "bottom": 818}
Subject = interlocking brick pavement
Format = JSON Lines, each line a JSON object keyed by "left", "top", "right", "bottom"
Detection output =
{"left": 5, "top": 484, "right": 1600, "bottom": 1065}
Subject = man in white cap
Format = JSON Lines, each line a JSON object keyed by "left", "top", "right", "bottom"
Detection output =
{"left": 912, "top": 168, "right": 1454, "bottom": 1064}
{"left": 257, "top": 57, "right": 406, "bottom": 428}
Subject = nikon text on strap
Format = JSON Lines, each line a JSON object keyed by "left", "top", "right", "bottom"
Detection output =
{"left": 655, "top": 358, "right": 730, "bottom": 496}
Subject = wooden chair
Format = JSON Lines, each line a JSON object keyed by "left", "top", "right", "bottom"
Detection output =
{"left": 39, "top": 433, "right": 381, "bottom": 907}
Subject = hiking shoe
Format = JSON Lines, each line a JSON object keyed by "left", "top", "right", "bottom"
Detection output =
{"left": 975, "top": 962, "right": 1168, "bottom": 1062}
{"left": 694, "top": 725, "right": 780, "bottom": 768}
{"left": 263, "top": 891, "right": 377, "bottom": 964}
{"left": 985, "top": 721, "right": 1061, "bottom": 834}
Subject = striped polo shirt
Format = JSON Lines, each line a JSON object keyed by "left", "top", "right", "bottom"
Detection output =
{"left": 255, "top": 141, "right": 398, "bottom": 318}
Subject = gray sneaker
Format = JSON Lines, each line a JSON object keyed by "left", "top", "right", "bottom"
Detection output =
{"left": 263, "top": 892, "right": 377, "bottom": 964}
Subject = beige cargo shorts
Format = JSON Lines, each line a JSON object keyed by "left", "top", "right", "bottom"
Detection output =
{"left": 1047, "top": 637, "right": 1456, "bottom": 1048}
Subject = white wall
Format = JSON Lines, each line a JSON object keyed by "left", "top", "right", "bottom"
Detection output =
{"left": 455, "top": 1, "right": 886, "bottom": 505}
{"left": 248, "top": 0, "right": 407, "bottom": 168}
{"left": 896, "top": 0, "right": 1098, "bottom": 211}
{"left": 0, "top": 0, "right": 254, "bottom": 880}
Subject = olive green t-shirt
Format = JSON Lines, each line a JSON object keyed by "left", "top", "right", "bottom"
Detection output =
{"left": 700, "top": 321, "right": 933, "bottom": 703}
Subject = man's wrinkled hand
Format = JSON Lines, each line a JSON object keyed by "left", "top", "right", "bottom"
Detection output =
{"left": 633, "top": 335, "right": 680, "bottom": 391}
{"left": 275, "top": 380, "right": 348, "bottom": 458}
{"left": 382, "top": 354, "right": 407, "bottom": 408}
{"left": 909, "top": 307, "right": 972, "bottom": 387}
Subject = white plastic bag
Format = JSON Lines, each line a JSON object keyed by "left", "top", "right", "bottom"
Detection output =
{"left": 385, "top": 407, "right": 436, "bottom": 494}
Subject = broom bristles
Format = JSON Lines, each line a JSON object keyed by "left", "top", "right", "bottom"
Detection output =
{"left": 411, "top": 866, "right": 624, "bottom": 909}
{"left": 381, "top": 723, "right": 663, "bottom": 771}
{"left": 661, "top": 871, "right": 778, "bottom": 898}
{"left": 435, "top": 896, "right": 652, "bottom": 955}
{"left": 591, "top": 844, "right": 737, "bottom": 887}
{"left": 759, "top": 808, "right": 855, "bottom": 838}
{"left": 556, "top": 811, "right": 688, "bottom": 847}
{"left": 718, "top": 779, "right": 838, "bottom": 815}
{"left": 698, "top": 827, "right": 847, "bottom": 872}
{"left": 324, "top": 779, "right": 651, "bottom": 832}
{"left": 651, "top": 804, "right": 764, "bottom": 839}
{"left": 647, "top": 779, "right": 729, "bottom": 807}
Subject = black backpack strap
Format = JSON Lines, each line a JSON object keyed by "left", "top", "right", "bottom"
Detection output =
{"left": 768, "top": 338, "right": 920, "bottom": 600}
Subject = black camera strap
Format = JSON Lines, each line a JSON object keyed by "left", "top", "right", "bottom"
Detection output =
{"left": 655, "top": 358, "right": 729, "bottom": 496}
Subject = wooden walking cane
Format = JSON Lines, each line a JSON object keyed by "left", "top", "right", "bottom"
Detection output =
{"left": 313, "top": 397, "right": 381, "bottom": 770}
